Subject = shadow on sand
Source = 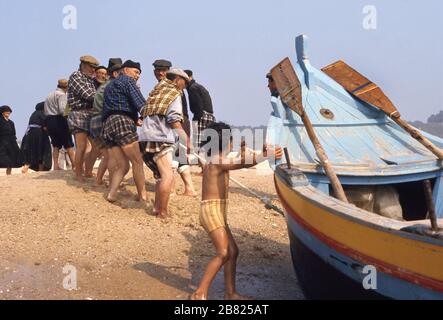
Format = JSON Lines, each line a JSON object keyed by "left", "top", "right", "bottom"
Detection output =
{"left": 133, "top": 228, "right": 303, "bottom": 300}
{"left": 33, "top": 170, "right": 154, "bottom": 213}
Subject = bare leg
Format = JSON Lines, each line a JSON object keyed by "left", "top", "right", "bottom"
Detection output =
{"left": 85, "top": 137, "right": 100, "bottom": 178}
{"left": 73, "top": 132, "right": 88, "bottom": 182}
{"left": 191, "top": 228, "right": 229, "bottom": 300}
{"left": 52, "top": 147, "right": 61, "bottom": 170}
{"left": 96, "top": 149, "right": 108, "bottom": 185}
{"left": 155, "top": 153, "right": 174, "bottom": 217}
{"left": 179, "top": 166, "right": 196, "bottom": 196}
{"left": 107, "top": 147, "right": 128, "bottom": 202}
{"left": 121, "top": 141, "right": 146, "bottom": 202}
{"left": 223, "top": 227, "right": 253, "bottom": 300}
{"left": 170, "top": 168, "right": 177, "bottom": 196}
{"left": 66, "top": 147, "right": 76, "bottom": 171}
{"left": 6, "top": 168, "right": 12, "bottom": 176}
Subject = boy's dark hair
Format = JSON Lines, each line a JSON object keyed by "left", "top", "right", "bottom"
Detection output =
{"left": 184, "top": 70, "right": 193, "bottom": 78}
{"left": 201, "top": 122, "right": 232, "bottom": 156}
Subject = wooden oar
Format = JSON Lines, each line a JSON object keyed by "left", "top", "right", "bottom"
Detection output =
{"left": 423, "top": 180, "right": 440, "bottom": 232}
{"left": 322, "top": 60, "right": 443, "bottom": 160}
{"left": 270, "top": 58, "right": 348, "bottom": 203}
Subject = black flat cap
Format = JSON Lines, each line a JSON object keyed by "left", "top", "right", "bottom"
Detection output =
{"left": 122, "top": 60, "right": 142, "bottom": 73}
{"left": 96, "top": 66, "right": 107, "bottom": 72}
{"left": 153, "top": 59, "right": 172, "bottom": 69}
{"left": 108, "top": 58, "right": 123, "bottom": 70}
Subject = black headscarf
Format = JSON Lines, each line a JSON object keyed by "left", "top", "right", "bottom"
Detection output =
{"left": 0, "top": 105, "right": 12, "bottom": 113}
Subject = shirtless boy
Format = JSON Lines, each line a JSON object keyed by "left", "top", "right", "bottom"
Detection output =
{"left": 191, "top": 122, "right": 283, "bottom": 300}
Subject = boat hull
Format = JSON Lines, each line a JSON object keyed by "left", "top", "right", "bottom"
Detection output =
{"left": 275, "top": 169, "right": 443, "bottom": 300}
{"left": 288, "top": 225, "right": 386, "bottom": 300}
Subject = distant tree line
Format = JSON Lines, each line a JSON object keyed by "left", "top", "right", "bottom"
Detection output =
{"left": 410, "top": 110, "right": 443, "bottom": 138}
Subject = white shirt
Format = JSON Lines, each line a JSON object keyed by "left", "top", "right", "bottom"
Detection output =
{"left": 44, "top": 88, "right": 67, "bottom": 116}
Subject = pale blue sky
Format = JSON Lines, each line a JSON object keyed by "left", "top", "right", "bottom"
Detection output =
{"left": 0, "top": 0, "right": 442, "bottom": 137}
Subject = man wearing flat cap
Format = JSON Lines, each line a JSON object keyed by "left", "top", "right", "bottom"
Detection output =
{"left": 139, "top": 68, "right": 194, "bottom": 219}
{"left": 89, "top": 58, "right": 123, "bottom": 186}
{"left": 150, "top": 59, "right": 195, "bottom": 198}
{"left": 95, "top": 66, "right": 108, "bottom": 86}
{"left": 152, "top": 59, "right": 190, "bottom": 129}
{"left": 102, "top": 59, "right": 147, "bottom": 203}
{"left": 44, "top": 79, "right": 76, "bottom": 171}
{"left": 67, "top": 55, "right": 100, "bottom": 182}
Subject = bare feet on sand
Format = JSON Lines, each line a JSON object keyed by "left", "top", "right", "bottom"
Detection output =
{"left": 75, "top": 175, "right": 85, "bottom": 183}
{"left": 153, "top": 210, "right": 171, "bottom": 220}
{"left": 225, "top": 293, "right": 255, "bottom": 300}
{"left": 190, "top": 292, "right": 207, "bottom": 300}
{"left": 181, "top": 190, "right": 197, "bottom": 197}
{"left": 107, "top": 193, "right": 118, "bottom": 203}
{"left": 135, "top": 195, "right": 147, "bottom": 202}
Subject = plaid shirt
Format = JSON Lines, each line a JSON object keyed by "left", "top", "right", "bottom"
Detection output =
{"left": 103, "top": 74, "right": 146, "bottom": 122}
{"left": 67, "top": 70, "right": 97, "bottom": 111}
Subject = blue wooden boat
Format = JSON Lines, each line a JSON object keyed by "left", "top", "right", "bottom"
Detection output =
{"left": 267, "top": 35, "right": 443, "bottom": 300}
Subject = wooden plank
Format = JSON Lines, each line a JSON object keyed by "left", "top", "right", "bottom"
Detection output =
{"left": 322, "top": 60, "right": 397, "bottom": 116}
{"left": 322, "top": 60, "right": 443, "bottom": 160}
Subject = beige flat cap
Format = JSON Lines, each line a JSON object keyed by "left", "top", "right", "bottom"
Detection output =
{"left": 58, "top": 79, "right": 68, "bottom": 88}
{"left": 80, "top": 55, "right": 100, "bottom": 67}
{"left": 167, "top": 68, "right": 190, "bottom": 82}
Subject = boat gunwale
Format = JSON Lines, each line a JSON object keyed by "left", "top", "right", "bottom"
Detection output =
{"left": 275, "top": 167, "right": 443, "bottom": 248}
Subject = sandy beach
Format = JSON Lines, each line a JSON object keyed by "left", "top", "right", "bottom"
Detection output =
{"left": 0, "top": 165, "right": 304, "bottom": 300}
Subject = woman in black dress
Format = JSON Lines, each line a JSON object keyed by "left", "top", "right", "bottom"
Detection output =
{"left": 21, "top": 102, "right": 52, "bottom": 173}
{"left": 0, "top": 105, "right": 22, "bottom": 175}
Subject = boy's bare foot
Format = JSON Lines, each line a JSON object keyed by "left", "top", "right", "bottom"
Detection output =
{"left": 190, "top": 292, "right": 207, "bottom": 300}
{"left": 156, "top": 212, "right": 171, "bottom": 220}
{"left": 96, "top": 179, "right": 104, "bottom": 186}
{"left": 136, "top": 195, "right": 147, "bottom": 202}
{"left": 75, "top": 175, "right": 85, "bottom": 183}
{"left": 182, "top": 190, "right": 197, "bottom": 197}
{"left": 107, "top": 194, "right": 118, "bottom": 203}
{"left": 225, "top": 293, "right": 255, "bottom": 300}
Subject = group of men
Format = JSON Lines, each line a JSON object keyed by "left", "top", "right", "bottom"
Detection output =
{"left": 45, "top": 55, "right": 215, "bottom": 218}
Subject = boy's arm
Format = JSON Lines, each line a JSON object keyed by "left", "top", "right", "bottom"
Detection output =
{"left": 217, "top": 145, "right": 282, "bottom": 171}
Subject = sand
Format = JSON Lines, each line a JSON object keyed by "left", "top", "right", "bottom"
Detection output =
{"left": 0, "top": 165, "right": 304, "bottom": 300}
